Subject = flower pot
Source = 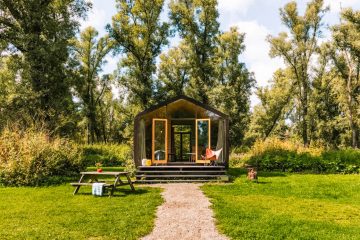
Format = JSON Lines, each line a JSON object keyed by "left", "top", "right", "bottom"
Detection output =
{"left": 97, "top": 168, "right": 103, "bottom": 172}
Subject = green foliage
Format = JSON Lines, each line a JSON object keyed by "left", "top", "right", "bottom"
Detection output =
{"left": 0, "top": 128, "right": 83, "bottom": 186}
{"left": 245, "top": 69, "right": 293, "bottom": 144}
{"left": 70, "top": 26, "right": 114, "bottom": 144}
{"left": 163, "top": 5, "right": 254, "bottom": 146}
{"left": 169, "top": 0, "right": 219, "bottom": 104}
{"left": 267, "top": 0, "right": 329, "bottom": 146}
{"left": 108, "top": 0, "right": 170, "bottom": 108}
{"left": 0, "top": 0, "right": 90, "bottom": 134}
{"left": 328, "top": 8, "right": 360, "bottom": 148}
{"left": 155, "top": 42, "right": 191, "bottom": 99}
{"left": 309, "top": 45, "right": 343, "bottom": 148}
{"left": 124, "top": 158, "right": 137, "bottom": 177}
{"left": 81, "top": 144, "right": 131, "bottom": 167}
{"left": 202, "top": 172, "right": 360, "bottom": 239}
{"left": 0, "top": 185, "right": 163, "bottom": 239}
{"left": 238, "top": 138, "right": 360, "bottom": 173}
{"left": 211, "top": 27, "right": 255, "bottom": 145}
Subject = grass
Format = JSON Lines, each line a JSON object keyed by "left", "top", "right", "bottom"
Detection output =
{"left": 202, "top": 168, "right": 360, "bottom": 240}
{"left": 0, "top": 184, "right": 163, "bottom": 240}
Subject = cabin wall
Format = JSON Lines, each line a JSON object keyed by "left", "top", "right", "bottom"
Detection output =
{"left": 133, "top": 97, "right": 230, "bottom": 168}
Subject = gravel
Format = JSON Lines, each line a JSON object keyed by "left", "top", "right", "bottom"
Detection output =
{"left": 141, "top": 183, "right": 228, "bottom": 240}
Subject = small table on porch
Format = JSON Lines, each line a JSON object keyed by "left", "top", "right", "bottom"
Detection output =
{"left": 70, "top": 171, "right": 135, "bottom": 196}
{"left": 185, "top": 152, "right": 196, "bottom": 162}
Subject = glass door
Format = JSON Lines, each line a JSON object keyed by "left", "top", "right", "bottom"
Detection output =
{"left": 152, "top": 119, "right": 168, "bottom": 164}
{"left": 195, "top": 119, "right": 211, "bottom": 163}
{"left": 172, "top": 125, "right": 192, "bottom": 161}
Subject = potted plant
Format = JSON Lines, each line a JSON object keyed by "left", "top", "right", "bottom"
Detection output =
{"left": 95, "top": 162, "right": 103, "bottom": 172}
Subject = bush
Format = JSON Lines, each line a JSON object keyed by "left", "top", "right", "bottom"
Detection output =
{"left": 82, "top": 144, "right": 131, "bottom": 167}
{"left": 236, "top": 138, "right": 360, "bottom": 174}
{"left": 0, "top": 128, "right": 83, "bottom": 186}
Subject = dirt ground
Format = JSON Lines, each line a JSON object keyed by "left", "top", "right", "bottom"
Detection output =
{"left": 141, "top": 183, "right": 228, "bottom": 240}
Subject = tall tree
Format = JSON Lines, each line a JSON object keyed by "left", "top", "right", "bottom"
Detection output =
{"left": 329, "top": 8, "right": 360, "bottom": 148}
{"left": 309, "top": 44, "right": 342, "bottom": 147}
{"left": 211, "top": 27, "right": 255, "bottom": 145}
{"left": 267, "top": 0, "right": 328, "bottom": 147}
{"left": 246, "top": 69, "right": 294, "bottom": 143}
{"left": 155, "top": 42, "right": 191, "bottom": 100}
{"left": 0, "top": 0, "right": 89, "bottom": 133}
{"left": 108, "top": 0, "right": 170, "bottom": 108}
{"left": 169, "top": 0, "right": 219, "bottom": 104}
{"left": 70, "top": 27, "right": 114, "bottom": 144}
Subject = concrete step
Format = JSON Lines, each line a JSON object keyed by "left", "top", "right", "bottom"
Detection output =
{"left": 137, "top": 165, "right": 225, "bottom": 169}
{"left": 135, "top": 179, "right": 225, "bottom": 183}
{"left": 136, "top": 174, "right": 228, "bottom": 178}
{"left": 136, "top": 170, "right": 226, "bottom": 174}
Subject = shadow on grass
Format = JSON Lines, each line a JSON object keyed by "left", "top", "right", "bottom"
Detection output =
{"left": 74, "top": 188, "right": 149, "bottom": 197}
{"left": 259, "top": 172, "right": 287, "bottom": 177}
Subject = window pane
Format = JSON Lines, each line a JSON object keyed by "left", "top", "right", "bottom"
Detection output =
{"left": 154, "top": 120, "right": 166, "bottom": 160}
{"left": 197, "top": 120, "right": 210, "bottom": 160}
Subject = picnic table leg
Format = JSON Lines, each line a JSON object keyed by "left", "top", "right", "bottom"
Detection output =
{"left": 125, "top": 174, "right": 135, "bottom": 191}
{"left": 73, "top": 174, "right": 85, "bottom": 195}
{"left": 110, "top": 176, "right": 120, "bottom": 197}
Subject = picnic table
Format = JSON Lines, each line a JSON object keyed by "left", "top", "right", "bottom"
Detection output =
{"left": 70, "top": 171, "right": 135, "bottom": 196}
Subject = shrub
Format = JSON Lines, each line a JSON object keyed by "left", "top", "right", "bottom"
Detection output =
{"left": 0, "top": 128, "right": 83, "bottom": 186}
{"left": 124, "top": 158, "right": 136, "bottom": 177}
{"left": 235, "top": 138, "right": 360, "bottom": 174}
{"left": 82, "top": 144, "right": 131, "bottom": 167}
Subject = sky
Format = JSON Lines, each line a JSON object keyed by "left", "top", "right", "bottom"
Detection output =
{"left": 80, "top": 0, "right": 360, "bottom": 106}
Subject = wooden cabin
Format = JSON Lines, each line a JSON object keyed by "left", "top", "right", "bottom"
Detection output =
{"left": 134, "top": 95, "right": 229, "bottom": 183}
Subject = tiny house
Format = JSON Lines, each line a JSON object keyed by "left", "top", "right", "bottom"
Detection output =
{"left": 133, "top": 95, "right": 229, "bottom": 168}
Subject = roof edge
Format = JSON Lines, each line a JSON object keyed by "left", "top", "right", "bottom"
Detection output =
{"left": 135, "top": 95, "right": 229, "bottom": 120}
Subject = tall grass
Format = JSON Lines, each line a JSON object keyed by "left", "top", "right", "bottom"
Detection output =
{"left": 81, "top": 144, "right": 131, "bottom": 167}
{"left": 231, "top": 138, "right": 360, "bottom": 173}
{"left": 0, "top": 127, "right": 83, "bottom": 186}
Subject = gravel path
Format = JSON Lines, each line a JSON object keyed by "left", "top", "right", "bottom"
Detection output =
{"left": 141, "top": 183, "right": 228, "bottom": 240}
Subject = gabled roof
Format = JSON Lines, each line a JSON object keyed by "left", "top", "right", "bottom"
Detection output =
{"left": 135, "top": 95, "right": 229, "bottom": 119}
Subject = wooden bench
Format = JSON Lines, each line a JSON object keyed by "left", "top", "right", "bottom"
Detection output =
{"left": 70, "top": 171, "right": 135, "bottom": 196}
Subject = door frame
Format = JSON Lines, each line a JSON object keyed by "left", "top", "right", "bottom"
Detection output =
{"left": 173, "top": 131, "right": 192, "bottom": 161}
{"left": 152, "top": 118, "right": 168, "bottom": 164}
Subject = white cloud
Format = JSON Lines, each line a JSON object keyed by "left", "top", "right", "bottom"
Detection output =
{"left": 325, "top": 0, "right": 359, "bottom": 13}
{"left": 102, "top": 55, "right": 118, "bottom": 74}
{"left": 234, "top": 20, "right": 285, "bottom": 107}
{"left": 235, "top": 21, "right": 284, "bottom": 87}
{"left": 218, "top": 0, "right": 255, "bottom": 16}
{"left": 217, "top": 0, "right": 256, "bottom": 29}
{"left": 80, "top": 7, "right": 107, "bottom": 32}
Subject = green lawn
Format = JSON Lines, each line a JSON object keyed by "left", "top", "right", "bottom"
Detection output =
{"left": 0, "top": 184, "right": 162, "bottom": 240}
{"left": 202, "top": 169, "right": 360, "bottom": 240}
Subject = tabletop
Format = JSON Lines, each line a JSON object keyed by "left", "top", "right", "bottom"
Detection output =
{"left": 80, "top": 171, "right": 129, "bottom": 176}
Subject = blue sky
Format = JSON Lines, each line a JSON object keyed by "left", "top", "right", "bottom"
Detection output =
{"left": 80, "top": 0, "right": 360, "bottom": 106}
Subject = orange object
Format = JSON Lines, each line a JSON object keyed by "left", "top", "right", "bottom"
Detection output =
{"left": 97, "top": 168, "right": 103, "bottom": 172}
{"left": 205, "top": 148, "right": 216, "bottom": 160}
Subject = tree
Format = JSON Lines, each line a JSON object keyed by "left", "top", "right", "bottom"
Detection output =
{"left": 267, "top": 0, "right": 328, "bottom": 147}
{"left": 70, "top": 27, "right": 114, "bottom": 144}
{"left": 107, "top": 0, "right": 170, "bottom": 108}
{"left": 329, "top": 8, "right": 360, "bottom": 148}
{"left": 169, "top": 0, "right": 219, "bottom": 104}
{"left": 0, "top": 0, "right": 90, "bottom": 133}
{"left": 245, "top": 69, "right": 294, "bottom": 143}
{"left": 155, "top": 42, "right": 191, "bottom": 100}
{"left": 309, "top": 44, "right": 342, "bottom": 147}
{"left": 211, "top": 27, "right": 255, "bottom": 145}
